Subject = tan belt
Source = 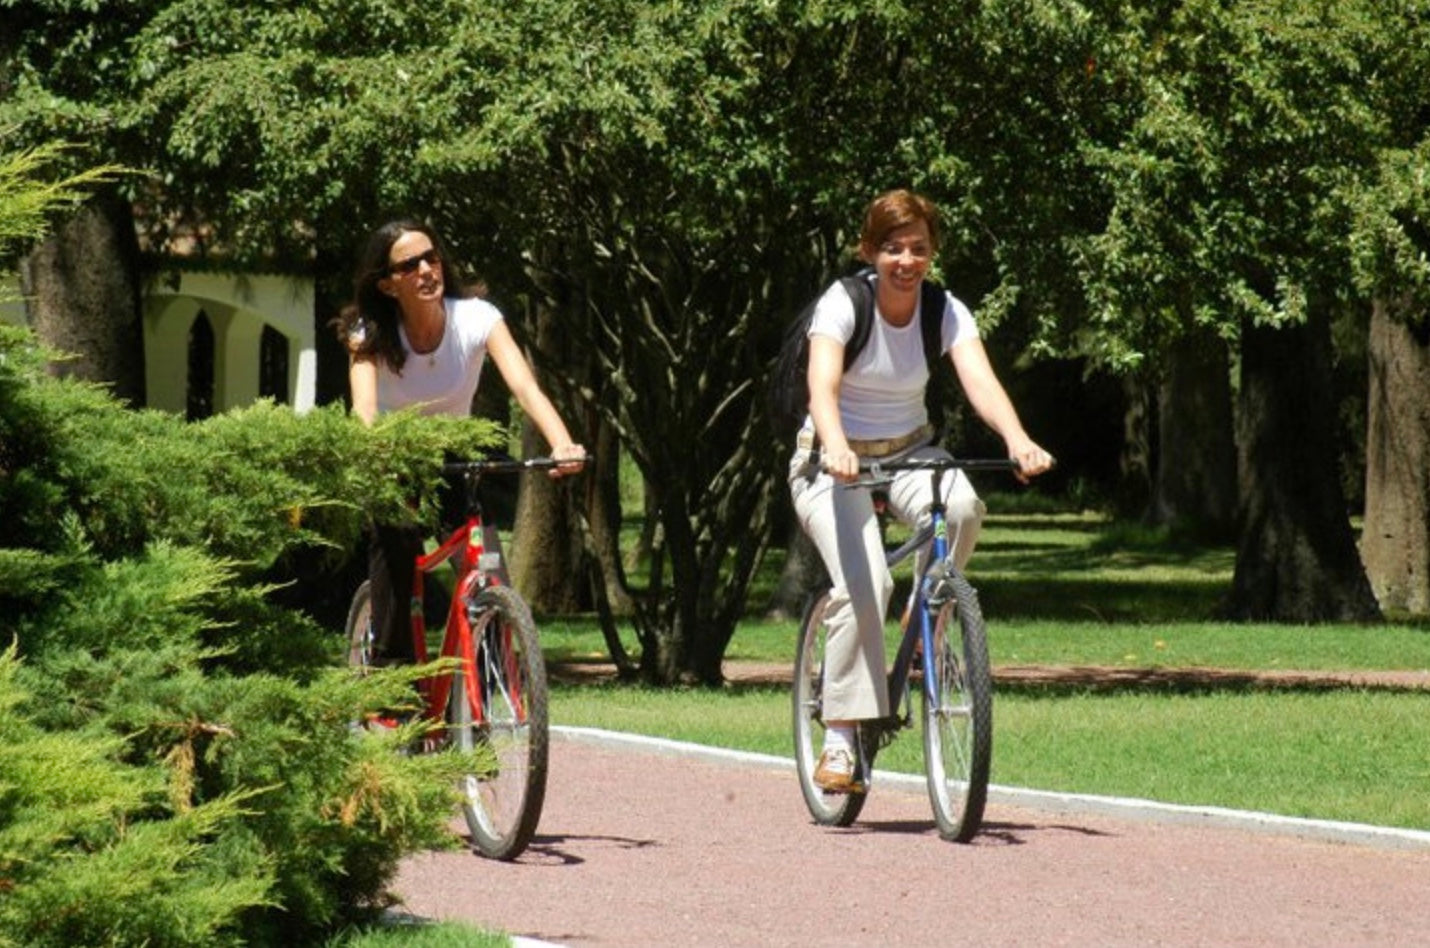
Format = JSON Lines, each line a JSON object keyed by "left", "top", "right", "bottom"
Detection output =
{"left": 847, "top": 424, "right": 934, "bottom": 458}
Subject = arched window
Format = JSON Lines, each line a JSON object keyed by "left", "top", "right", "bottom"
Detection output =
{"left": 186, "top": 311, "right": 215, "bottom": 421}
{"left": 259, "top": 324, "right": 290, "bottom": 404}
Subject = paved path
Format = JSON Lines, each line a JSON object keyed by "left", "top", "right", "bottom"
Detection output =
{"left": 394, "top": 728, "right": 1430, "bottom": 947}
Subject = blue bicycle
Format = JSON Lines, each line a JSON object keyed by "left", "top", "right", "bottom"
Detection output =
{"left": 792, "top": 455, "right": 1018, "bottom": 842}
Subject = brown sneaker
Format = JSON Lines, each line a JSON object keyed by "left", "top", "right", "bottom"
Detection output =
{"left": 813, "top": 748, "right": 863, "bottom": 794}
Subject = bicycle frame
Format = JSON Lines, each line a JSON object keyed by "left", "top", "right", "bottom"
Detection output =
{"left": 407, "top": 459, "right": 536, "bottom": 727}
{"left": 860, "top": 457, "right": 1017, "bottom": 732}
{"left": 409, "top": 509, "right": 497, "bottom": 726}
{"left": 347, "top": 454, "right": 572, "bottom": 860}
{"left": 882, "top": 496, "right": 943, "bottom": 724}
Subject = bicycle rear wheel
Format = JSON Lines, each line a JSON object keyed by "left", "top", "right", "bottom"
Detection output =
{"left": 448, "top": 584, "right": 549, "bottom": 860}
{"left": 921, "top": 569, "right": 992, "bottom": 842}
{"left": 792, "top": 592, "right": 871, "bottom": 826}
{"left": 344, "top": 580, "right": 375, "bottom": 672}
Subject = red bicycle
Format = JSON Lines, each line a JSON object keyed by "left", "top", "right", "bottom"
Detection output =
{"left": 345, "top": 456, "right": 566, "bottom": 860}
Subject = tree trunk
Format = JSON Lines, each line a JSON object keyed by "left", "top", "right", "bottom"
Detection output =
{"left": 1154, "top": 328, "right": 1237, "bottom": 541}
{"left": 507, "top": 304, "right": 586, "bottom": 614}
{"left": 766, "top": 520, "right": 828, "bottom": 619}
{"left": 585, "top": 415, "right": 634, "bottom": 614}
{"left": 19, "top": 195, "right": 145, "bottom": 406}
{"left": 1360, "top": 296, "right": 1430, "bottom": 615}
{"left": 1226, "top": 306, "right": 1381, "bottom": 622}
{"left": 1117, "top": 370, "right": 1153, "bottom": 519}
{"left": 509, "top": 421, "right": 585, "bottom": 612}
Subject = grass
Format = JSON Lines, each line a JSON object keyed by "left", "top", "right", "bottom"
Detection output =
{"left": 539, "top": 498, "right": 1430, "bottom": 832}
{"left": 548, "top": 682, "right": 1430, "bottom": 831}
{"left": 332, "top": 921, "right": 508, "bottom": 947}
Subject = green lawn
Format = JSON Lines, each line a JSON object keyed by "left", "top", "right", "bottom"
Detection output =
{"left": 540, "top": 501, "right": 1430, "bottom": 831}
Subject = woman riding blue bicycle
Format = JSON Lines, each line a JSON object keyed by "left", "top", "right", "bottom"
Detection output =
{"left": 789, "top": 189, "right": 1055, "bottom": 793}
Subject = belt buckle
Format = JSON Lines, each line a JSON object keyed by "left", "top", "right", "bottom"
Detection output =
{"left": 796, "top": 429, "right": 815, "bottom": 452}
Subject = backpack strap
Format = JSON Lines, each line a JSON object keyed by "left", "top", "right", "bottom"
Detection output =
{"left": 918, "top": 280, "right": 947, "bottom": 367}
{"left": 838, "top": 272, "right": 876, "bottom": 369}
{"left": 918, "top": 280, "right": 950, "bottom": 438}
{"left": 844, "top": 269, "right": 946, "bottom": 368}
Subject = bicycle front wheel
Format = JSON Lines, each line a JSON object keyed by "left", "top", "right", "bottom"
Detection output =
{"left": 447, "top": 584, "right": 549, "bottom": 860}
{"left": 792, "top": 592, "right": 870, "bottom": 827}
{"left": 921, "top": 570, "right": 993, "bottom": 842}
{"left": 344, "top": 580, "right": 376, "bottom": 673}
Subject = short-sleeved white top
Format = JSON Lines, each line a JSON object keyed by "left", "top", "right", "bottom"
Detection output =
{"left": 806, "top": 276, "right": 979, "bottom": 440}
{"left": 365, "top": 296, "right": 503, "bottom": 417}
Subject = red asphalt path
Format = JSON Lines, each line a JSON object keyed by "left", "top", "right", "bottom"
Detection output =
{"left": 393, "top": 729, "right": 1430, "bottom": 947}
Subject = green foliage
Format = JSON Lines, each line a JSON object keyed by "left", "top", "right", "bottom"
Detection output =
{"left": 328, "top": 921, "right": 509, "bottom": 948}
{"left": 0, "top": 647, "right": 271, "bottom": 948}
{"left": 7, "top": 0, "right": 1427, "bottom": 649}
{"left": 0, "top": 324, "right": 504, "bottom": 945}
{"left": 1073, "top": 0, "right": 1402, "bottom": 365}
{"left": 0, "top": 141, "right": 124, "bottom": 268}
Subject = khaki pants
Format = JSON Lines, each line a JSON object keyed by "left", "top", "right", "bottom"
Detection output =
{"left": 788, "top": 443, "right": 985, "bottom": 721}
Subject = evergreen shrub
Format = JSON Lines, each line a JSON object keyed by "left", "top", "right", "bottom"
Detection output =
{"left": 0, "top": 325, "right": 501, "bottom": 945}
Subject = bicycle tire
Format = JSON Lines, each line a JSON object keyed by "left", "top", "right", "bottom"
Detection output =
{"left": 344, "top": 580, "right": 376, "bottom": 673}
{"left": 921, "top": 569, "right": 993, "bottom": 842}
{"left": 792, "top": 592, "right": 871, "bottom": 826}
{"left": 449, "top": 584, "right": 548, "bottom": 860}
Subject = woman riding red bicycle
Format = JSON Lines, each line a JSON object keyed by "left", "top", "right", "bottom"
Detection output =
{"left": 335, "top": 218, "right": 586, "bottom": 666}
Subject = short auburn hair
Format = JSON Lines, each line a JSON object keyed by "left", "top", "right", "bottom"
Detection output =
{"left": 859, "top": 189, "right": 941, "bottom": 254}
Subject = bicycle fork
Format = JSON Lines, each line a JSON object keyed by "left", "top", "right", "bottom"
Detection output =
{"left": 463, "top": 596, "right": 529, "bottom": 728}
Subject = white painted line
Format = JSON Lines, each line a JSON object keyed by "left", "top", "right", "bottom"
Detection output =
{"left": 554, "top": 725, "right": 1430, "bottom": 852}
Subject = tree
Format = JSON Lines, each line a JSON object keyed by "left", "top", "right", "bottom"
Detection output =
{"left": 1154, "top": 328, "right": 1237, "bottom": 539}
{"left": 1347, "top": 7, "right": 1430, "bottom": 617}
{"left": 1, "top": 2, "right": 161, "bottom": 399}
{"left": 1073, "top": 0, "right": 1389, "bottom": 621}
{"left": 1, "top": 0, "right": 1132, "bottom": 680}
{"left": 1360, "top": 292, "right": 1430, "bottom": 614}
{"left": 15, "top": 0, "right": 1425, "bottom": 662}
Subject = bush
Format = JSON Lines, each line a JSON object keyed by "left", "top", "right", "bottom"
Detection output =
{"left": 0, "top": 325, "right": 502, "bottom": 945}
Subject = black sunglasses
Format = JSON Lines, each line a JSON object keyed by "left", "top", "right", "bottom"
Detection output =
{"left": 388, "top": 248, "right": 441, "bottom": 276}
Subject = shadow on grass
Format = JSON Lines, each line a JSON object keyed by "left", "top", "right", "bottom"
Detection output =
{"left": 981, "top": 515, "right": 1113, "bottom": 534}
{"left": 975, "top": 576, "right": 1231, "bottom": 624}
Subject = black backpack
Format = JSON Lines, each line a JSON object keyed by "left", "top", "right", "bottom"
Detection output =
{"left": 768, "top": 268, "right": 948, "bottom": 440}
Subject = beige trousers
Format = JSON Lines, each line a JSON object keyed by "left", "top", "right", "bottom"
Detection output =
{"left": 789, "top": 444, "right": 985, "bottom": 721}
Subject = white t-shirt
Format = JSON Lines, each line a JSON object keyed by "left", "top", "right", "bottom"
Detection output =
{"left": 806, "top": 276, "right": 979, "bottom": 440}
{"left": 366, "top": 296, "right": 503, "bottom": 417}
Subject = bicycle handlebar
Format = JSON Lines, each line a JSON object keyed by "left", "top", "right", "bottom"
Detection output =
{"left": 858, "top": 457, "right": 1020, "bottom": 474}
{"left": 835, "top": 455, "right": 1021, "bottom": 490}
{"left": 441, "top": 455, "right": 589, "bottom": 477}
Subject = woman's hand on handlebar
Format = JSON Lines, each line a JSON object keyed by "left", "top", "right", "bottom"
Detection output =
{"left": 820, "top": 446, "right": 861, "bottom": 484}
{"left": 550, "top": 442, "right": 588, "bottom": 478}
{"left": 1007, "top": 437, "right": 1055, "bottom": 484}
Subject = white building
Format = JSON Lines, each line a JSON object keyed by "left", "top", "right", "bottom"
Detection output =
{"left": 3, "top": 269, "right": 317, "bottom": 416}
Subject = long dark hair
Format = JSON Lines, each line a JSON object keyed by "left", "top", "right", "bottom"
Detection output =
{"left": 333, "top": 219, "right": 477, "bottom": 374}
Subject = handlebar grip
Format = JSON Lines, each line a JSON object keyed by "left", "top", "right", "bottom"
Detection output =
{"left": 441, "top": 454, "right": 591, "bottom": 476}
